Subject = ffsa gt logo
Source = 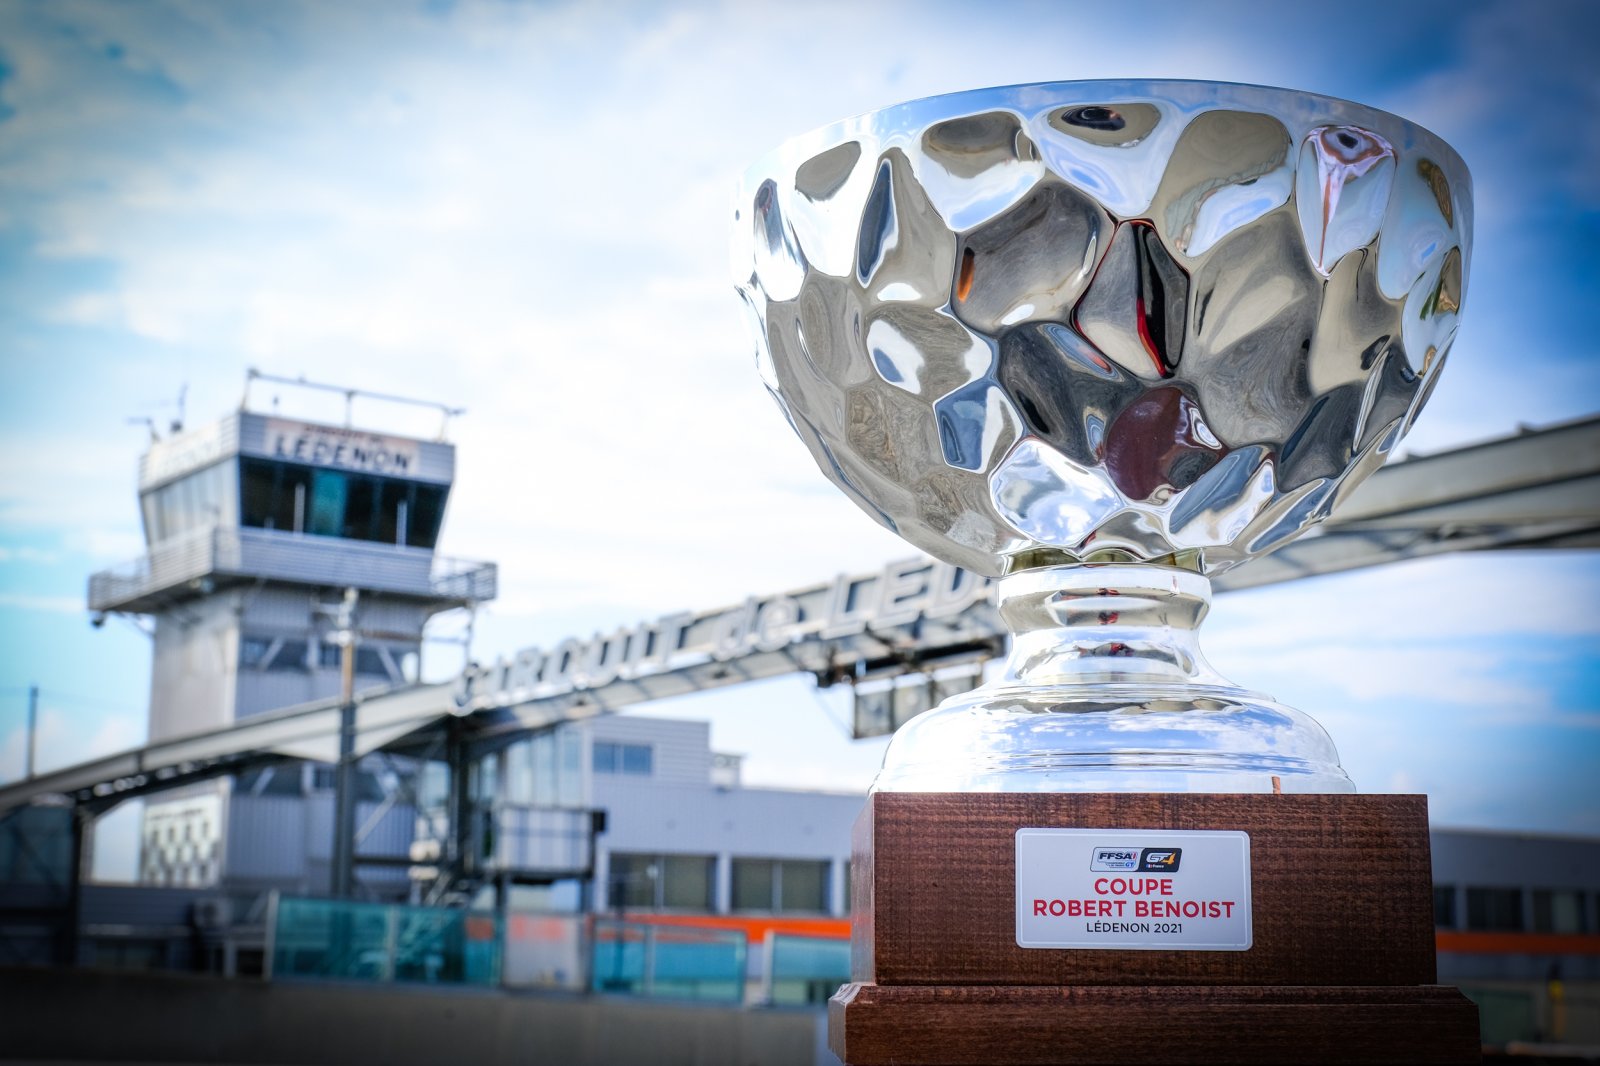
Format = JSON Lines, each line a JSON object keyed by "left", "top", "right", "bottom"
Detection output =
{"left": 1091, "top": 847, "right": 1183, "bottom": 873}
{"left": 1089, "top": 848, "right": 1139, "bottom": 872}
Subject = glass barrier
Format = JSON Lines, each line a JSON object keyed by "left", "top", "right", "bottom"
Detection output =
{"left": 590, "top": 919, "right": 746, "bottom": 1003}
{"left": 766, "top": 933, "right": 850, "bottom": 1006}
{"left": 1461, "top": 985, "right": 1539, "bottom": 1045}
{"left": 270, "top": 895, "right": 500, "bottom": 986}
{"left": 503, "top": 912, "right": 586, "bottom": 990}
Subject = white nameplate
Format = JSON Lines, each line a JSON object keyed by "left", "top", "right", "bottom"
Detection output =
{"left": 1015, "top": 828, "right": 1252, "bottom": 951}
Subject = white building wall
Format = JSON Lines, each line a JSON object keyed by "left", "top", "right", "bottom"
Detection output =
{"left": 513, "top": 716, "right": 868, "bottom": 917}
{"left": 588, "top": 776, "right": 863, "bottom": 918}
{"left": 577, "top": 716, "right": 712, "bottom": 790}
{"left": 149, "top": 597, "right": 240, "bottom": 740}
{"left": 591, "top": 778, "right": 860, "bottom": 862}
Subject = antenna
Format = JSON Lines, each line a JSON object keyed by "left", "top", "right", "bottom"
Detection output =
{"left": 240, "top": 367, "right": 466, "bottom": 440}
{"left": 172, "top": 383, "right": 188, "bottom": 434}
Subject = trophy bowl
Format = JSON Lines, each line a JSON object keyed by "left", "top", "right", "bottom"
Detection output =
{"left": 734, "top": 81, "right": 1471, "bottom": 793}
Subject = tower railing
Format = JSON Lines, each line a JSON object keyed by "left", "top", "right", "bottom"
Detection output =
{"left": 88, "top": 525, "right": 497, "bottom": 614}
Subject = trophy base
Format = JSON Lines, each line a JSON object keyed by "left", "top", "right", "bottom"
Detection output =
{"left": 834, "top": 792, "right": 1478, "bottom": 1065}
{"left": 870, "top": 684, "right": 1355, "bottom": 794}
{"left": 870, "top": 566, "right": 1354, "bottom": 795}
{"left": 829, "top": 983, "right": 1479, "bottom": 1065}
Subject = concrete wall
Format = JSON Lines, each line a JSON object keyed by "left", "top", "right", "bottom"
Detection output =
{"left": 0, "top": 966, "right": 827, "bottom": 1066}
{"left": 150, "top": 594, "right": 240, "bottom": 740}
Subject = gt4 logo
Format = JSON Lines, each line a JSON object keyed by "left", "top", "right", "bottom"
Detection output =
{"left": 1138, "top": 848, "right": 1182, "bottom": 872}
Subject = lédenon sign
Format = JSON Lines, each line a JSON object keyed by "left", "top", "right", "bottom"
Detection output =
{"left": 264, "top": 418, "right": 421, "bottom": 476}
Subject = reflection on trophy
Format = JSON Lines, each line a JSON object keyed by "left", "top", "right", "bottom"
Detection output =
{"left": 735, "top": 80, "right": 1469, "bottom": 797}
{"left": 735, "top": 82, "right": 1480, "bottom": 1064}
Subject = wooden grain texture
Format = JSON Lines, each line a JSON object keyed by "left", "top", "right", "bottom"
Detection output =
{"left": 828, "top": 982, "right": 1481, "bottom": 1065}
{"left": 858, "top": 793, "right": 1437, "bottom": 987}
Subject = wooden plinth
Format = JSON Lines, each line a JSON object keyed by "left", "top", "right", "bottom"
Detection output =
{"left": 829, "top": 983, "right": 1480, "bottom": 1065}
{"left": 831, "top": 793, "right": 1480, "bottom": 1065}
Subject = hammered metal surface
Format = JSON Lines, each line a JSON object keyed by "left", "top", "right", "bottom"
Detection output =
{"left": 734, "top": 81, "right": 1472, "bottom": 578}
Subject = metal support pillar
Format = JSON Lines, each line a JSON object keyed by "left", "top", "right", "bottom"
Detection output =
{"left": 330, "top": 702, "right": 357, "bottom": 898}
{"left": 24, "top": 685, "right": 38, "bottom": 779}
{"left": 446, "top": 718, "right": 472, "bottom": 891}
{"left": 327, "top": 588, "right": 359, "bottom": 899}
{"left": 60, "top": 808, "right": 85, "bottom": 967}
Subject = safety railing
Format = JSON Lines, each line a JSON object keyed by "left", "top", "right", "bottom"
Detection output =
{"left": 267, "top": 895, "right": 500, "bottom": 986}
{"left": 89, "top": 526, "right": 496, "bottom": 613}
{"left": 764, "top": 932, "right": 850, "bottom": 1006}
{"left": 590, "top": 919, "right": 747, "bottom": 1003}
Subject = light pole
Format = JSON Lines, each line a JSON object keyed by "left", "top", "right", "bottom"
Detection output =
{"left": 323, "top": 587, "right": 359, "bottom": 899}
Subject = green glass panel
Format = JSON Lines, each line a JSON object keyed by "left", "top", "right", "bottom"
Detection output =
{"left": 270, "top": 896, "right": 499, "bottom": 988}
{"left": 590, "top": 920, "right": 744, "bottom": 1003}
{"left": 769, "top": 934, "right": 850, "bottom": 1006}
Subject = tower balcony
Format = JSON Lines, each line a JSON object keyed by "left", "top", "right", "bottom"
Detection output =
{"left": 88, "top": 526, "right": 497, "bottom": 616}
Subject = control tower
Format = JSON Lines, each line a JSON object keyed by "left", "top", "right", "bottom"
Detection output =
{"left": 87, "top": 375, "right": 495, "bottom": 894}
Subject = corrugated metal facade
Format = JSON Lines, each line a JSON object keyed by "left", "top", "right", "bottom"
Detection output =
{"left": 225, "top": 793, "right": 413, "bottom": 895}
{"left": 79, "top": 884, "right": 212, "bottom": 928}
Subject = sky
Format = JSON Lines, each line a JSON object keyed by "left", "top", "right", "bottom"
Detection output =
{"left": 0, "top": 0, "right": 1596, "bottom": 879}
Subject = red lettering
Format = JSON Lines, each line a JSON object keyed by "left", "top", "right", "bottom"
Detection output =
{"left": 1130, "top": 899, "right": 1242, "bottom": 919}
{"left": 1049, "top": 899, "right": 1065, "bottom": 916}
{"left": 1098, "top": 877, "right": 1178, "bottom": 896}
{"left": 1033, "top": 899, "right": 1047, "bottom": 916}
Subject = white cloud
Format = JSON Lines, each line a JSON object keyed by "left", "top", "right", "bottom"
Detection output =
{"left": 0, "top": 429, "right": 148, "bottom": 562}
{"left": 0, "top": 701, "right": 145, "bottom": 782}
{"left": 0, "top": 593, "right": 85, "bottom": 615}
{"left": 1209, "top": 553, "right": 1600, "bottom": 651}
{"left": 0, "top": 545, "right": 60, "bottom": 564}
{"left": 1245, "top": 643, "right": 1541, "bottom": 710}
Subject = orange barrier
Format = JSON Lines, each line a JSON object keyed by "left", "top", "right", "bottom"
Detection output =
{"left": 1437, "top": 931, "right": 1600, "bottom": 956}
{"left": 597, "top": 917, "right": 1600, "bottom": 955}
{"left": 618, "top": 913, "right": 851, "bottom": 942}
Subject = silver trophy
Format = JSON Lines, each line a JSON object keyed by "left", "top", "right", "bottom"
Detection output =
{"left": 734, "top": 81, "right": 1470, "bottom": 794}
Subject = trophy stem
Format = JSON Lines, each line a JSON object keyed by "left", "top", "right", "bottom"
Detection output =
{"left": 871, "top": 563, "right": 1354, "bottom": 794}
{"left": 996, "top": 564, "right": 1232, "bottom": 691}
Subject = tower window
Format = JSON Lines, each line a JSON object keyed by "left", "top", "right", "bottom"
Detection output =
{"left": 265, "top": 640, "right": 308, "bottom": 672}
{"left": 1465, "top": 887, "right": 1524, "bottom": 931}
{"left": 239, "top": 458, "right": 448, "bottom": 548}
{"left": 1532, "top": 889, "right": 1588, "bottom": 934}
{"left": 240, "top": 636, "right": 308, "bottom": 672}
{"left": 607, "top": 853, "right": 714, "bottom": 910}
{"left": 593, "top": 742, "right": 652, "bottom": 776}
{"left": 731, "top": 858, "right": 830, "bottom": 913}
{"left": 315, "top": 643, "right": 399, "bottom": 678}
